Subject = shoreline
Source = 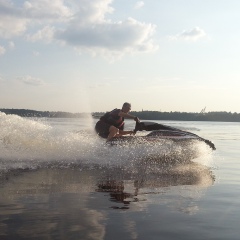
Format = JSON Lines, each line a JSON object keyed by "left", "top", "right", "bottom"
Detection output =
{"left": 1, "top": 108, "right": 240, "bottom": 122}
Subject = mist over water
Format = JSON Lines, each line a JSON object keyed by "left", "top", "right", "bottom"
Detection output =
{"left": 0, "top": 112, "right": 97, "bottom": 169}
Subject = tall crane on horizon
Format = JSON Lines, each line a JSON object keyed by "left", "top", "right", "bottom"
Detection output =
{"left": 200, "top": 107, "right": 206, "bottom": 114}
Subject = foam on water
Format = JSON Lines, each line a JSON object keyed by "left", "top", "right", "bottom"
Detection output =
{"left": 0, "top": 112, "right": 212, "bottom": 172}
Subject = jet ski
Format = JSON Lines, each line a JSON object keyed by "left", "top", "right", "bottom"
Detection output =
{"left": 110, "top": 121, "right": 216, "bottom": 150}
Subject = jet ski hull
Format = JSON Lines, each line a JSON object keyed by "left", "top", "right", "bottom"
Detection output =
{"left": 109, "top": 122, "right": 216, "bottom": 150}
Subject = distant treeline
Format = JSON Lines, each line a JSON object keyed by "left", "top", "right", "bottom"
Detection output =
{"left": 94, "top": 110, "right": 240, "bottom": 122}
{"left": 0, "top": 108, "right": 90, "bottom": 118}
{"left": 133, "top": 111, "right": 240, "bottom": 122}
{"left": 1, "top": 108, "right": 240, "bottom": 122}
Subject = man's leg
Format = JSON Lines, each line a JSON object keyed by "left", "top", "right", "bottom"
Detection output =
{"left": 106, "top": 126, "right": 119, "bottom": 141}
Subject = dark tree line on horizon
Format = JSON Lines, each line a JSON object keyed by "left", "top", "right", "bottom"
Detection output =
{"left": 1, "top": 108, "right": 240, "bottom": 122}
{"left": 132, "top": 111, "right": 240, "bottom": 122}
{"left": 0, "top": 108, "right": 89, "bottom": 118}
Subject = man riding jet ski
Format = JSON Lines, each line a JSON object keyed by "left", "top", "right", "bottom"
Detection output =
{"left": 95, "top": 103, "right": 215, "bottom": 150}
{"left": 95, "top": 102, "right": 140, "bottom": 141}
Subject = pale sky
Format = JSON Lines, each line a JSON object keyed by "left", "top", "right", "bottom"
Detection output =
{"left": 0, "top": 0, "right": 240, "bottom": 113}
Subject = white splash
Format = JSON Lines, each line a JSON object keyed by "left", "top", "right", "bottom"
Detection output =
{"left": 0, "top": 112, "right": 212, "bottom": 171}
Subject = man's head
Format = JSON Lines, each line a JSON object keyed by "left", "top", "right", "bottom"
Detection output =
{"left": 122, "top": 102, "right": 131, "bottom": 113}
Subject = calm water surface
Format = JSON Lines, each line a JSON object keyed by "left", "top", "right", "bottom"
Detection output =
{"left": 0, "top": 113, "right": 239, "bottom": 240}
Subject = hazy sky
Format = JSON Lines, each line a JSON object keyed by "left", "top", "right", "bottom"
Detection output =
{"left": 0, "top": 0, "right": 240, "bottom": 113}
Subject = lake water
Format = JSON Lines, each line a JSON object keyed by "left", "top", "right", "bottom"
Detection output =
{"left": 0, "top": 112, "right": 240, "bottom": 240}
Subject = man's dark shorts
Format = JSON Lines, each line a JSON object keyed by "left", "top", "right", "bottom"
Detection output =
{"left": 95, "top": 121, "right": 111, "bottom": 138}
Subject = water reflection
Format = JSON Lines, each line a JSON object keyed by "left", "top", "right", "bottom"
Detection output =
{"left": 0, "top": 160, "right": 215, "bottom": 239}
{"left": 96, "top": 160, "right": 215, "bottom": 212}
